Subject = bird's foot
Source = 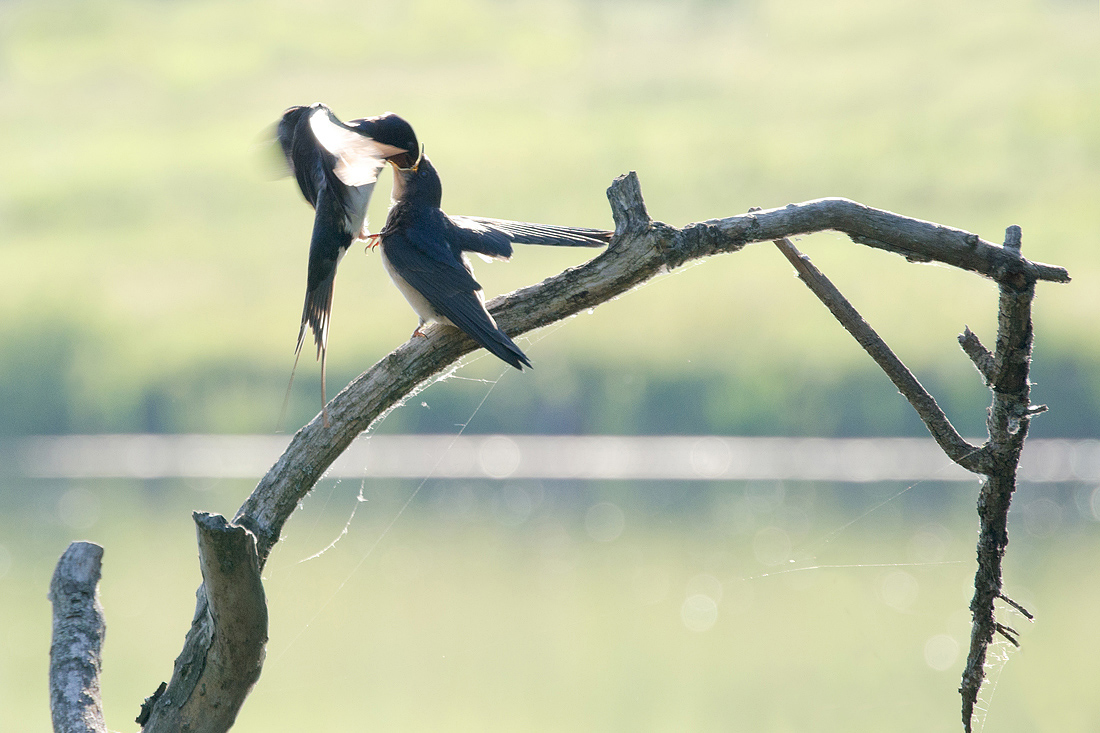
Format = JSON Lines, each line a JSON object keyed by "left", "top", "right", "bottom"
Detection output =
{"left": 411, "top": 327, "right": 428, "bottom": 339}
{"left": 363, "top": 233, "right": 382, "bottom": 252}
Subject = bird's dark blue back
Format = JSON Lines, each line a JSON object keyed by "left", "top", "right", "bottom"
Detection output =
{"left": 379, "top": 155, "right": 531, "bottom": 370}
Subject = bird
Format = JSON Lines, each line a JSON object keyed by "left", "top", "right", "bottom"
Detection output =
{"left": 377, "top": 150, "right": 612, "bottom": 371}
{"left": 275, "top": 104, "right": 418, "bottom": 424}
{"left": 277, "top": 105, "right": 612, "bottom": 422}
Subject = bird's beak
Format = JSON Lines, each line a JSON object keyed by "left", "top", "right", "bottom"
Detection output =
{"left": 389, "top": 144, "right": 424, "bottom": 173}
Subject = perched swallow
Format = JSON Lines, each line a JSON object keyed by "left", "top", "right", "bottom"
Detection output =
{"left": 379, "top": 153, "right": 611, "bottom": 370}
{"left": 275, "top": 104, "right": 418, "bottom": 423}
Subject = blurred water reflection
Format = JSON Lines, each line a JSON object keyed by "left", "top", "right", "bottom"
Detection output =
{"left": 12, "top": 435, "right": 1100, "bottom": 482}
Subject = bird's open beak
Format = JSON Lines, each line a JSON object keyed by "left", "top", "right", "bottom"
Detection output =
{"left": 389, "top": 144, "right": 424, "bottom": 173}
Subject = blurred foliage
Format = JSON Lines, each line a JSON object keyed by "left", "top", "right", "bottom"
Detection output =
{"left": 1, "top": 0, "right": 1098, "bottom": 437}
{"left": 1, "top": 318, "right": 1097, "bottom": 436}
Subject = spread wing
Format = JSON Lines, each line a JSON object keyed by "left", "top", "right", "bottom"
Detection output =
{"left": 276, "top": 109, "right": 328, "bottom": 209}
{"left": 308, "top": 107, "right": 406, "bottom": 187}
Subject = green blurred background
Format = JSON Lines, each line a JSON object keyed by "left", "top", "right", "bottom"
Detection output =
{"left": 2, "top": 0, "right": 1099, "bottom": 730}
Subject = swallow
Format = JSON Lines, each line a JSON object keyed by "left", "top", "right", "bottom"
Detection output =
{"left": 378, "top": 152, "right": 611, "bottom": 370}
{"left": 275, "top": 104, "right": 418, "bottom": 424}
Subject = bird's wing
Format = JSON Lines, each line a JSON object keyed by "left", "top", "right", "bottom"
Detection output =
{"left": 277, "top": 117, "right": 327, "bottom": 209}
{"left": 384, "top": 223, "right": 483, "bottom": 303}
{"left": 383, "top": 226, "right": 531, "bottom": 370}
{"left": 308, "top": 107, "right": 406, "bottom": 187}
{"left": 448, "top": 216, "right": 612, "bottom": 257}
{"left": 266, "top": 121, "right": 297, "bottom": 180}
{"left": 298, "top": 187, "right": 354, "bottom": 359}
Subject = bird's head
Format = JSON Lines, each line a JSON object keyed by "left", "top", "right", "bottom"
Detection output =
{"left": 391, "top": 153, "right": 442, "bottom": 207}
{"left": 351, "top": 112, "right": 420, "bottom": 170}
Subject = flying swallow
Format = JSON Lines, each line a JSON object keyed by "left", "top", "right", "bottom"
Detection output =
{"left": 275, "top": 104, "right": 418, "bottom": 424}
{"left": 378, "top": 152, "right": 611, "bottom": 370}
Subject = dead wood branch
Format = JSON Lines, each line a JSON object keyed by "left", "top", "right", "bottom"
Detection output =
{"left": 137, "top": 514, "right": 267, "bottom": 733}
{"left": 124, "top": 173, "right": 1067, "bottom": 730}
{"left": 49, "top": 541, "right": 107, "bottom": 733}
{"left": 959, "top": 226, "right": 1041, "bottom": 732}
{"left": 772, "top": 237, "right": 987, "bottom": 473}
{"left": 769, "top": 222, "right": 1054, "bottom": 731}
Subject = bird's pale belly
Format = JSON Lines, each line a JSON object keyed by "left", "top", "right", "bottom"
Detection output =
{"left": 380, "top": 249, "right": 453, "bottom": 328}
{"left": 345, "top": 184, "right": 374, "bottom": 239}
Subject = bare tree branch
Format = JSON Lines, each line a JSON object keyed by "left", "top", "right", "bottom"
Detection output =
{"left": 959, "top": 328, "right": 996, "bottom": 384}
{"left": 960, "top": 226, "right": 1039, "bottom": 733}
{"left": 700, "top": 199, "right": 1069, "bottom": 284}
{"left": 49, "top": 542, "right": 107, "bottom": 733}
{"left": 770, "top": 220, "right": 1049, "bottom": 732}
{"left": 997, "top": 592, "right": 1034, "bottom": 621}
{"left": 772, "top": 237, "right": 988, "bottom": 474}
{"left": 139, "top": 173, "right": 1068, "bottom": 729}
{"left": 232, "top": 177, "right": 1069, "bottom": 562}
{"left": 139, "top": 514, "right": 267, "bottom": 733}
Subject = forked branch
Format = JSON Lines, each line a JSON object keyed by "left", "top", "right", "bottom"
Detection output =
{"left": 772, "top": 237, "right": 987, "bottom": 474}
{"left": 959, "top": 226, "right": 1041, "bottom": 733}
{"left": 231, "top": 176, "right": 1067, "bottom": 565}
{"left": 771, "top": 226, "right": 1052, "bottom": 732}
{"left": 48, "top": 172, "right": 1066, "bottom": 732}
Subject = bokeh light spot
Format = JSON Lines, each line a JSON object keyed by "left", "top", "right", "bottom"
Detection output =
{"left": 585, "top": 502, "right": 625, "bottom": 543}
{"left": 908, "top": 523, "right": 951, "bottom": 564}
{"left": 493, "top": 484, "right": 534, "bottom": 526}
{"left": 924, "top": 634, "right": 959, "bottom": 671}
{"left": 881, "top": 570, "right": 919, "bottom": 611}
{"left": 681, "top": 593, "right": 719, "bottom": 632}
{"left": 752, "top": 526, "right": 790, "bottom": 566}
{"left": 1022, "top": 498, "right": 1062, "bottom": 537}
{"left": 690, "top": 437, "right": 731, "bottom": 478}
{"left": 478, "top": 435, "right": 521, "bottom": 478}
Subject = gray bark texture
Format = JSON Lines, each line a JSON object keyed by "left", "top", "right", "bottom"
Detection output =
{"left": 958, "top": 226, "right": 1042, "bottom": 733}
{"left": 48, "top": 541, "right": 107, "bottom": 733}
{"left": 46, "top": 172, "right": 1068, "bottom": 732}
{"left": 138, "top": 513, "right": 268, "bottom": 733}
{"left": 772, "top": 228, "right": 1050, "bottom": 731}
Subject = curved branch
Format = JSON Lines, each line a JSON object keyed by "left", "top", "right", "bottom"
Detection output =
{"left": 233, "top": 170, "right": 676, "bottom": 560}
{"left": 236, "top": 175, "right": 1069, "bottom": 559}
{"left": 695, "top": 198, "right": 1070, "bottom": 284}
{"left": 147, "top": 172, "right": 1070, "bottom": 728}
{"left": 49, "top": 542, "right": 107, "bottom": 733}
